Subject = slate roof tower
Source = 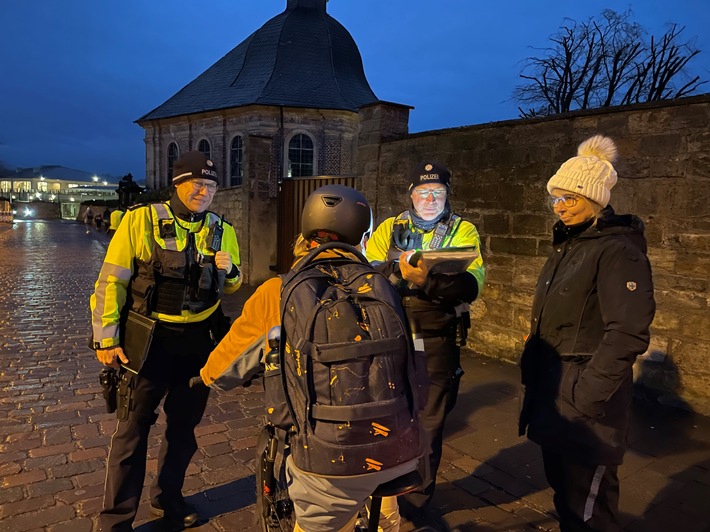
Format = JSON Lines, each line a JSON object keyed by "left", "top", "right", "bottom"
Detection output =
{"left": 138, "top": 0, "right": 378, "bottom": 121}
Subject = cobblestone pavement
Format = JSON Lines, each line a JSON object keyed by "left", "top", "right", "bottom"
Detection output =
{"left": 1, "top": 220, "right": 710, "bottom": 532}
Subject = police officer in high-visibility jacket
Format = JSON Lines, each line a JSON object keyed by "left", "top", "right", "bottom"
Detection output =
{"left": 108, "top": 207, "right": 125, "bottom": 236}
{"left": 367, "top": 161, "right": 485, "bottom": 528}
{"left": 90, "top": 151, "right": 241, "bottom": 531}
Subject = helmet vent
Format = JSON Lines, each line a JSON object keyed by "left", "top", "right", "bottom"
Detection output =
{"left": 321, "top": 195, "right": 343, "bottom": 207}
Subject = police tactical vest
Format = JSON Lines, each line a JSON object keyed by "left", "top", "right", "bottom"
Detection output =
{"left": 386, "top": 210, "right": 462, "bottom": 261}
{"left": 279, "top": 242, "right": 423, "bottom": 476}
{"left": 130, "top": 203, "right": 225, "bottom": 316}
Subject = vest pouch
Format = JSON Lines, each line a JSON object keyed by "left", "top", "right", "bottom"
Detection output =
{"left": 130, "top": 276, "right": 155, "bottom": 316}
{"left": 185, "top": 263, "right": 220, "bottom": 314}
{"left": 153, "top": 253, "right": 188, "bottom": 315}
{"left": 157, "top": 252, "right": 187, "bottom": 278}
{"left": 190, "top": 262, "right": 217, "bottom": 302}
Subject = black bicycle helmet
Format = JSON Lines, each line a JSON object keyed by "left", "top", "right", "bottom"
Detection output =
{"left": 301, "top": 185, "right": 371, "bottom": 246}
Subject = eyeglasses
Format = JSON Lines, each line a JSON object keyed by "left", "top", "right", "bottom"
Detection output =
{"left": 189, "top": 180, "right": 218, "bottom": 193}
{"left": 413, "top": 188, "right": 447, "bottom": 199}
{"left": 548, "top": 194, "right": 579, "bottom": 208}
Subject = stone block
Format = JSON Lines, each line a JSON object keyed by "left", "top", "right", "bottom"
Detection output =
{"left": 489, "top": 236, "right": 539, "bottom": 256}
{"left": 655, "top": 289, "right": 707, "bottom": 311}
{"left": 654, "top": 273, "right": 708, "bottom": 295}
{"left": 0, "top": 504, "right": 76, "bottom": 531}
{"left": 2, "top": 468, "right": 46, "bottom": 487}
{"left": 482, "top": 301, "right": 515, "bottom": 328}
{"left": 674, "top": 252, "right": 710, "bottom": 278}
{"left": 51, "top": 459, "right": 105, "bottom": 479}
{"left": 512, "top": 213, "right": 550, "bottom": 236}
{"left": 482, "top": 213, "right": 510, "bottom": 235}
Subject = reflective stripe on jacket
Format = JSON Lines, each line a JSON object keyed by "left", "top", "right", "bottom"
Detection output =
{"left": 90, "top": 202, "right": 241, "bottom": 348}
{"left": 367, "top": 213, "right": 485, "bottom": 297}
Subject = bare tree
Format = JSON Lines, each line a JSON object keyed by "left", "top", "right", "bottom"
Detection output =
{"left": 513, "top": 10, "right": 706, "bottom": 118}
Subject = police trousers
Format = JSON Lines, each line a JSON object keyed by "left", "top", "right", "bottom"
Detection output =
{"left": 401, "top": 332, "right": 462, "bottom": 509}
{"left": 99, "top": 320, "right": 213, "bottom": 532}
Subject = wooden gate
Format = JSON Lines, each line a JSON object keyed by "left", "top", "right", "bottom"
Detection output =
{"left": 276, "top": 175, "right": 358, "bottom": 273}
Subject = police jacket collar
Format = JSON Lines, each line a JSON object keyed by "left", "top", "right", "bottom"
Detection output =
{"left": 170, "top": 191, "right": 207, "bottom": 223}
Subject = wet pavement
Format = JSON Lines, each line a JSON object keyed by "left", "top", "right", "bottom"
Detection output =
{"left": 1, "top": 219, "right": 710, "bottom": 532}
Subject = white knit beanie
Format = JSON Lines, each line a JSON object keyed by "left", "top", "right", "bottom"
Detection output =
{"left": 547, "top": 135, "right": 618, "bottom": 207}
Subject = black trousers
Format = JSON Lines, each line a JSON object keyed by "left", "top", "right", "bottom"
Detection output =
{"left": 99, "top": 321, "right": 213, "bottom": 532}
{"left": 542, "top": 449, "right": 621, "bottom": 532}
{"left": 401, "top": 333, "right": 462, "bottom": 509}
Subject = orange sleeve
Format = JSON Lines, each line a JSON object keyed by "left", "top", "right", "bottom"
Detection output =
{"left": 200, "top": 277, "right": 282, "bottom": 389}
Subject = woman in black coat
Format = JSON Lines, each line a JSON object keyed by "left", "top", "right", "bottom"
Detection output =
{"left": 519, "top": 135, "right": 655, "bottom": 531}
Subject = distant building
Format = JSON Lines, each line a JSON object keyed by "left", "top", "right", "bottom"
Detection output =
{"left": 136, "top": 0, "right": 390, "bottom": 190}
{"left": 0, "top": 165, "right": 119, "bottom": 219}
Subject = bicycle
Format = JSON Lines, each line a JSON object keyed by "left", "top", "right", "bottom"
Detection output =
{"left": 256, "top": 423, "right": 295, "bottom": 532}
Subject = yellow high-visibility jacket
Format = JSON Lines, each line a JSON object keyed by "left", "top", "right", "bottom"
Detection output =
{"left": 366, "top": 213, "right": 485, "bottom": 296}
{"left": 90, "top": 202, "right": 241, "bottom": 349}
{"left": 109, "top": 209, "right": 125, "bottom": 232}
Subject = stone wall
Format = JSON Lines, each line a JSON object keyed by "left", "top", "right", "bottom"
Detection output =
{"left": 362, "top": 95, "right": 710, "bottom": 414}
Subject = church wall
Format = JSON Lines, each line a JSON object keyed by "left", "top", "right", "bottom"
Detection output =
{"left": 363, "top": 95, "right": 710, "bottom": 415}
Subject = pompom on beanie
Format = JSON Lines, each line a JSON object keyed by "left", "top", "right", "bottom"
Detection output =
{"left": 547, "top": 135, "right": 618, "bottom": 207}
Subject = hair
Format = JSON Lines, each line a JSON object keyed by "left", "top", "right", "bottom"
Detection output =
{"left": 292, "top": 234, "right": 309, "bottom": 261}
{"left": 589, "top": 198, "right": 604, "bottom": 223}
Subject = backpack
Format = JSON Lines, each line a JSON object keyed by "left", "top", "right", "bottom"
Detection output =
{"left": 279, "top": 241, "right": 423, "bottom": 476}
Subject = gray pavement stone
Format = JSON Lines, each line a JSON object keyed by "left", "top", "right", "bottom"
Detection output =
{"left": 2, "top": 220, "right": 710, "bottom": 531}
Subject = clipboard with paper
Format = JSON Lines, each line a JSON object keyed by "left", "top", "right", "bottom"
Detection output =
{"left": 407, "top": 245, "right": 479, "bottom": 274}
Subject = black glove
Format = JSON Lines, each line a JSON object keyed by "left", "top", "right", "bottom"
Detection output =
{"left": 226, "top": 264, "right": 240, "bottom": 279}
{"left": 188, "top": 375, "right": 205, "bottom": 388}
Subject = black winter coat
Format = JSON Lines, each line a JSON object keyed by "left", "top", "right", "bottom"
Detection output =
{"left": 519, "top": 206, "right": 655, "bottom": 465}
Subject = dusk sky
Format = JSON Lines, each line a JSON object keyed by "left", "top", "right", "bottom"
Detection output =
{"left": 1, "top": 0, "right": 708, "bottom": 182}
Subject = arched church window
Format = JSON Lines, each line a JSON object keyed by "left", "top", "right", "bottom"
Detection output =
{"left": 288, "top": 134, "right": 314, "bottom": 177}
{"left": 167, "top": 143, "right": 179, "bottom": 185}
{"left": 230, "top": 136, "right": 243, "bottom": 187}
{"left": 198, "top": 139, "right": 211, "bottom": 160}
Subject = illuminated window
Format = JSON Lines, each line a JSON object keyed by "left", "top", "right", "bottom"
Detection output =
{"left": 288, "top": 134, "right": 314, "bottom": 177}
{"left": 229, "top": 136, "right": 243, "bottom": 187}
